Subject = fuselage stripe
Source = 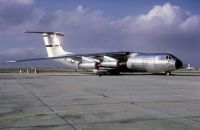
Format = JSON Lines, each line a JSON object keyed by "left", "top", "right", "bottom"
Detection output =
{"left": 45, "top": 45, "right": 60, "bottom": 47}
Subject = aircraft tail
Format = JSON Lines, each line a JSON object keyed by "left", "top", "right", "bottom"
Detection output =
{"left": 24, "top": 31, "right": 71, "bottom": 57}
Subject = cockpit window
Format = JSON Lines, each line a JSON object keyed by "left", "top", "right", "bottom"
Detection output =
{"left": 166, "top": 55, "right": 172, "bottom": 60}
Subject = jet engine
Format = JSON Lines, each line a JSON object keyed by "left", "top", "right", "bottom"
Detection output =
{"left": 100, "top": 56, "right": 119, "bottom": 68}
{"left": 79, "top": 62, "right": 99, "bottom": 69}
{"left": 100, "top": 61, "right": 119, "bottom": 68}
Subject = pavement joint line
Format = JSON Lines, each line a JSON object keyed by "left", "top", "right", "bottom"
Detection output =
{"left": 11, "top": 75, "right": 82, "bottom": 130}
{"left": 71, "top": 116, "right": 200, "bottom": 125}
{"left": 7, "top": 99, "right": 199, "bottom": 119}
{"left": 134, "top": 103, "right": 200, "bottom": 125}
{"left": 0, "top": 102, "right": 134, "bottom": 121}
{"left": 188, "top": 118, "right": 200, "bottom": 124}
{"left": 62, "top": 99, "right": 200, "bottom": 106}
{"left": 0, "top": 109, "right": 84, "bottom": 121}
{"left": 98, "top": 93, "right": 108, "bottom": 98}
{"left": 0, "top": 124, "right": 69, "bottom": 129}
{"left": 2, "top": 103, "right": 200, "bottom": 123}
{"left": 2, "top": 110, "right": 200, "bottom": 126}
{"left": 0, "top": 99, "right": 197, "bottom": 108}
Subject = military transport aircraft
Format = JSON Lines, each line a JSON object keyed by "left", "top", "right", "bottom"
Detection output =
{"left": 8, "top": 31, "right": 183, "bottom": 76}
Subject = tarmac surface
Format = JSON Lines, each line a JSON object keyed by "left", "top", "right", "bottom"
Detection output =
{"left": 0, "top": 72, "right": 200, "bottom": 130}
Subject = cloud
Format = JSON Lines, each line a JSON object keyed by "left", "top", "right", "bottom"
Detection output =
{"left": 33, "top": 5, "right": 119, "bottom": 51}
{"left": 137, "top": 3, "right": 186, "bottom": 25}
{"left": 114, "top": 3, "right": 192, "bottom": 33}
{"left": 0, "top": 0, "right": 42, "bottom": 35}
{"left": 181, "top": 16, "right": 200, "bottom": 32}
{"left": 75, "top": 5, "right": 89, "bottom": 13}
{"left": 0, "top": 2, "right": 200, "bottom": 67}
{"left": 111, "top": 3, "right": 200, "bottom": 65}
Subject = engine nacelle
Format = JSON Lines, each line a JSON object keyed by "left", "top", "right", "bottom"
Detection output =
{"left": 79, "top": 62, "right": 99, "bottom": 69}
{"left": 93, "top": 69, "right": 108, "bottom": 74}
{"left": 100, "top": 61, "right": 119, "bottom": 68}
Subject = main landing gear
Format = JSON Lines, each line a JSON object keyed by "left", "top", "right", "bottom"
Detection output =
{"left": 96, "top": 71, "right": 120, "bottom": 77}
{"left": 97, "top": 73, "right": 102, "bottom": 77}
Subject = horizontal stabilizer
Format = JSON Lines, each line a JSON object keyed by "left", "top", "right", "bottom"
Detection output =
{"left": 24, "top": 31, "right": 64, "bottom": 36}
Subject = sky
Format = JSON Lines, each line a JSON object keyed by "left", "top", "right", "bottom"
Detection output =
{"left": 0, "top": 0, "right": 200, "bottom": 67}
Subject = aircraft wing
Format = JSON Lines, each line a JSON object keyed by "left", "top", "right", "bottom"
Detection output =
{"left": 7, "top": 51, "right": 130, "bottom": 63}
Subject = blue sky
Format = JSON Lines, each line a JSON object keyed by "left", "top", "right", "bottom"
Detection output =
{"left": 0, "top": 0, "right": 200, "bottom": 67}
{"left": 34, "top": 0, "right": 200, "bottom": 17}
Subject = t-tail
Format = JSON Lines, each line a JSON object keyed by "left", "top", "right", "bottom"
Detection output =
{"left": 24, "top": 31, "right": 72, "bottom": 57}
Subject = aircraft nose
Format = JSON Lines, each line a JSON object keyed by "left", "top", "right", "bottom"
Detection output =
{"left": 175, "top": 59, "right": 183, "bottom": 69}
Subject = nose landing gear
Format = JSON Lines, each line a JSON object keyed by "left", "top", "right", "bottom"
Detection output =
{"left": 165, "top": 71, "right": 171, "bottom": 76}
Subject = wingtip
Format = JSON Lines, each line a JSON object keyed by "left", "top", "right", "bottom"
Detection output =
{"left": 7, "top": 61, "right": 16, "bottom": 63}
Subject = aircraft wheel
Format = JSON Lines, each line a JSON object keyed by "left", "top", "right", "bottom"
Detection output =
{"left": 97, "top": 73, "right": 102, "bottom": 77}
{"left": 165, "top": 71, "right": 171, "bottom": 76}
{"left": 109, "top": 71, "right": 120, "bottom": 75}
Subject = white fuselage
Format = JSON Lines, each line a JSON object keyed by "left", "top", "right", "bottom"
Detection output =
{"left": 127, "top": 53, "right": 177, "bottom": 73}
{"left": 54, "top": 52, "right": 181, "bottom": 74}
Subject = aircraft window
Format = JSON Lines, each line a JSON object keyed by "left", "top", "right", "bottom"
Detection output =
{"left": 166, "top": 56, "right": 169, "bottom": 59}
{"left": 169, "top": 56, "right": 172, "bottom": 60}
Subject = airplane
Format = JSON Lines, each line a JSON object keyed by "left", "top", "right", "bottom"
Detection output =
{"left": 8, "top": 31, "right": 183, "bottom": 76}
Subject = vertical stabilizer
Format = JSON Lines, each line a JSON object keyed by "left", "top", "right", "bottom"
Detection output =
{"left": 24, "top": 31, "right": 71, "bottom": 57}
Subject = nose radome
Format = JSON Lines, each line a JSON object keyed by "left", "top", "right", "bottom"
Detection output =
{"left": 175, "top": 59, "right": 183, "bottom": 69}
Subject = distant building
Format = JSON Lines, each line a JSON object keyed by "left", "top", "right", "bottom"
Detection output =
{"left": 186, "top": 64, "right": 195, "bottom": 70}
